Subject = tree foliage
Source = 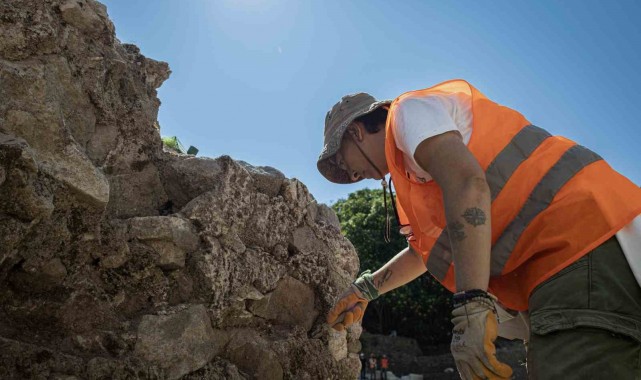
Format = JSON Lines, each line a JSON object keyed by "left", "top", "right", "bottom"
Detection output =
{"left": 332, "top": 188, "right": 452, "bottom": 347}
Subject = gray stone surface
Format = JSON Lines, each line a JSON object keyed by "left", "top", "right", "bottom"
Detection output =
{"left": 328, "top": 327, "right": 349, "bottom": 362}
{"left": 148, "top": 241, "right": 187, "bottom": 270}
{"left": 237, "top": 160, "right": 286, "bottom": 197}
{"left": 38, "top": 142, "right": 110, "bottom": 207}
{"left": 224, "top": 329, "right": 284, "bottom": 380}
{"left": 248, "top": 276, "right": 318, "bottom": 331}
{"left": 0, "top": 0, "right": 360, "bottom": 378}
{"left": 133, "top": 216, "right": 200, "bottom": 251}
{"left": 0, "top": 0, "right": 360, "bottom": 379}
{"left": 316, "top": 203, "right": 341, "bottom": 230}
{"left": 134, "top": 305, "right": 221, "bottom": 379}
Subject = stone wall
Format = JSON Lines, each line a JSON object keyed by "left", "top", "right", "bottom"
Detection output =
{"left": 0, "top": 1, "right": 362, "bottom": 378}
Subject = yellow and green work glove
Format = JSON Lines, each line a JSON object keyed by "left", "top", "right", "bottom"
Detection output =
{"left": 327, "top": 270, "right": 378, "bottom": 331}
{"left": 451, "top": 290, "right": 513, "bottom": 380}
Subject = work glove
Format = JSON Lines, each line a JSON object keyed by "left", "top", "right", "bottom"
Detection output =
{"left": 327, "top": 270, "right": 379, "bottom": 331}
{"left": 451, "top": 290, "right": 513, "bottom": 380}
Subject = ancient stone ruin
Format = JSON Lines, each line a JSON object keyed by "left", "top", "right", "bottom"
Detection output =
{"left": 0, "top": 1, "right": 362, "bottom": 378}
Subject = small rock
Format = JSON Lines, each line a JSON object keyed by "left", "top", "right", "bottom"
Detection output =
{"left": 237, "top": 161, "right": 285, "bottom": 197}
{"left": 134, "top": 305, "right": 221, "bottom": 380}
{"left": 218, "top": 232, "right": 246, "bottom": 253}
{"left": 41, "top": 258, "right": 67, "bottom": 284}
{"left": 346, "top": 323, "right": 364, "bottom": 353}
{"left": 59, "top": 0, "right": 106, "bottom": 35}
{"left": 327, "top": 327, "right": 348, "bottom": 361}
{"left": 9, "top": 257, "right": 67, "bottom": 292}
{"left": 347, "top": 338, "right": 362, "bottom": 354}
{"left": 148, "top": 241, "right": 185, "bottom": 270}
{"left": 233, "top": 285, "right": 264, "bottom": 301}
{"left": 272, "top": 244, "right": 288, "bottom": 261}
{"left": 338, "top": 353, "right": 362, "bottom": 379}
{"left": 100, "top": 244, "right": 130, "bottom": 269}
{"left": 225, "top": 329, "right": 283, "bottom": 380}
{"left": 290, "top": 226, "right": 322, "bottom": 255}
{"left": 159, "top": 155, "right": 229, "bottom": 210}
{"left": 347, "top": 323, "right": 363, "bottom": 340}
{"left": 247, "top": 276, "right": 318, "bottom": 331}
{"left": 107, "top": 166, "right": 168, "bottom": 219}
{"left": 316, "top": 204, "right": 341, "bottom": 230}
{"left": 39, "top": 143, "right": 110, "bottom": 207}
{"left": 128, "top": 216, "right": 199, "bottom": 251}
{"left": 169, "top": 273, "right": 194, "bottom": 305}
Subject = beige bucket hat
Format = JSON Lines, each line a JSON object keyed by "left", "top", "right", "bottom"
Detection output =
{"left": 317, "top": 93, "right": 391, "bottom": 184}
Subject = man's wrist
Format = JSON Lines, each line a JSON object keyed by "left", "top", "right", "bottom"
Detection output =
{"left": 352, "top": 270, "right": 379, "bottom": 301}
{"left": 453, "top": 289, "right": 496, "bottom": 308}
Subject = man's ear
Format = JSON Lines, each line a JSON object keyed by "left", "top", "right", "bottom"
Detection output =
{"left": 347, "top": 122, "right": 364, "bottom": 142}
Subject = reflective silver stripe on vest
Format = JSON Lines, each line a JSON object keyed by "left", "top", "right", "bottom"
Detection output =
{"left": 486, "top": 125, "right": 552, "bottom": 202}
{"left": 427, "top": 125, "right": 602, "bottom": 280}
{"left": 426, "top": 231, "right": 452, "bottom": 280}
{"left": 490, "top": 144, "right": 602, "bottom": 275}
{"left": 427, "top": 125, "right": 550, "bottom": 279}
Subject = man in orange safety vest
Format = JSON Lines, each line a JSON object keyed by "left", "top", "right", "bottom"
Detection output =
{"left": 319, "top": 80, "right": 641, "bottom": 379}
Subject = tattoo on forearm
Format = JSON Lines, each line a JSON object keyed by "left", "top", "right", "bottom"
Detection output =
{"left": 462, "top": 207, "right": 486, "bottom": 227}
{"left": 448, "top": 221, "right": 467, "bottom": 242}
{"left": 375, "top": 269, "right": 393, "bottom": 289}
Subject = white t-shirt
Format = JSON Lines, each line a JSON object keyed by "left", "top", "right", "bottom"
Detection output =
{"left": 392, "top": 92, "right": 641, "bottom": 287}
{"left": 393, "top": 93, "right": 473, "bottom": 183}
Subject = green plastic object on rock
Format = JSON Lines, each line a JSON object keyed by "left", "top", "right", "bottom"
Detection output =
{"left": 161, "top": 136, "right": 198, "bottom": 156}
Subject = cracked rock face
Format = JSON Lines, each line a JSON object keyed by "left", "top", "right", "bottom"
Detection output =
{"left": 0, "top": 1, "right": 361, "bottom": 379}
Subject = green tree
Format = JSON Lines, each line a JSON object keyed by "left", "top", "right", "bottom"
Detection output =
{"left": 332, "top": 188, "right": 452, "bottom": 348}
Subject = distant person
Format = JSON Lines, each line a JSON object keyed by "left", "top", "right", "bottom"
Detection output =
{"left": 368, "top": 353, "right": 377, "bottom": 379}
{"left": 380, "top": 354, "right": 389, "bottom": 379}
{"left": 389, "top": 330, "right": 397, "bottom": 337}
{"left": 322, "top": 80, "right": 641, "bottom": 379}
{"left": 359, "top": 352, "right": 367, "bottom": 380}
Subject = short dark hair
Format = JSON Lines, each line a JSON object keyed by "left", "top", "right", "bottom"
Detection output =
{"left": 355, "top": 107, "right": 388, "bottom": 134}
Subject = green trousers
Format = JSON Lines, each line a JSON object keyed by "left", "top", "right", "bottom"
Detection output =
{"left": 528, "top": 236, "right": 641, "bottom": 379}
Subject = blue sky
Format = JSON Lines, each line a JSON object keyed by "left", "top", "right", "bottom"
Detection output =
{"left": 102, "top": 0, "right": 641, "bottom": 205}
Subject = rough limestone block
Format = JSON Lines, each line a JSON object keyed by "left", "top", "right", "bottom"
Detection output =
{"left": 338, "top": 353, "right": 362, "bottom": 379}
{"left": 224, "top": 329, "right": 284, "bottom": 380}
{"left": 180, "top": 357, "right": 245, "bottom": 380}
{"left": 238, "top": 161, "right": 285, "bottom": 197}
{"left": 107, "top": 165, "right": 168, "bottom": 218}
{"left": 248, "top": 275, "right": 318, "bottom": 331}
{"left": 59, "top": 0, "right": 107, "bottom": 35}
{"left": 233, "top": 285, "right": 265, "bottom": 302}
{"left": 40, "top": 257, "right": 68, "bottom": 284}
{"left": 347, "top": 338, "right": 362, "bottom": 354}
{"left": 127, "top": 216, "right": 199, "bottom": 251}
{"left": 134, "top": 305, "right": 221, "bottom": 380}
{"left": 10, "top": 257, "right": 68, "bottom": 293}
{"left": 316, "top": 203, "right": 341, "bottom": 230}
{"left": 290, "top": 225, "right": 323, "bottom": 255}
{"left": 0, "top": 133, "right": 54, "bottom": 222}
{"left": 147, "top": 241, "right": 185, "bottom": 270}
{"left": 99, "top": 243, "right": 130, "bottom": 269}
{"left": 327, "top": 327, "right": 348, "bottom": 362}
{"left": 347, "top": 323, "right": 363, "bottom": 354}
{"left": 39, "top": 143, "right": 109, "bottom": 207}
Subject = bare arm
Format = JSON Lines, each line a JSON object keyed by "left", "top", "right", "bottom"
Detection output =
{"left": 414, "top": 131, "right": 491, "bottom": 292}
{"left": 369, "top": 245, "right": 427, "bottom": 295}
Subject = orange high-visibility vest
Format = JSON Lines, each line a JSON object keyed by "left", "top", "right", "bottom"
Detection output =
{"left": 384, "top": 79, "right": 641, "bottom": 311}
